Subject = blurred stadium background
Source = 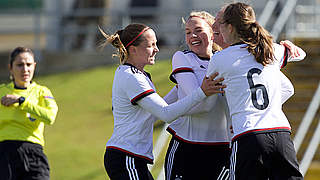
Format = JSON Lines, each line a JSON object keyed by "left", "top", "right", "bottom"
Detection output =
{"left": 0, "top": 0, "right": 319, "bottom": 179}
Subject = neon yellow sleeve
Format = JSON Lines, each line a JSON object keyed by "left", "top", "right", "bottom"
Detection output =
{"left": 19, "top": 86, "right": 58, "bottom": 125}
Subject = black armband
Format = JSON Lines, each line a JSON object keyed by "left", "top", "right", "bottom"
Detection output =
{"left": 18, "top": 96, "right": 25, "bottom": 105}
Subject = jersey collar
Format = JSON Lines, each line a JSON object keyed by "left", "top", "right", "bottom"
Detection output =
{"left": 123, "top": 63, "right": 152, "bottom": 81}
{"left": 188, "top": 50, "right": 211, "bottom": 61}
{"left": 230, "top": 41, "right": 245, "bottom": 46}
{"left": 13, "top": 81, "right": 34, "bottom": 90}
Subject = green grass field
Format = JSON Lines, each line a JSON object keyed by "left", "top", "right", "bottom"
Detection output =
{"left": 36, "top": 60, "right": 174, "bottom": 180}
{"left": 35, "top": 59, "right": 320, "bottom": 180}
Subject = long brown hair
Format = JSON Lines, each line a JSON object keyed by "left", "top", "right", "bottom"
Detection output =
{"left": 99, "top": 23, "right": 149, "bottom": 64}
{"left": 222, "top": 2, "right": 274, "bottom": 65}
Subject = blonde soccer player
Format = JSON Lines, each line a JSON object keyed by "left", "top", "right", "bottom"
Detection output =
{"left": 164, "top": 11, "right": 231, "bottom": 180}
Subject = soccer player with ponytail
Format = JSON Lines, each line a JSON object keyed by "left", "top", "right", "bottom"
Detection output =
{"left": 206, "top": 2, "right": 305, "bottom": 180}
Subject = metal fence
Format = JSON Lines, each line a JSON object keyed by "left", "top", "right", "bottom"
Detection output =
{"left": 2, "top": 0, "right": 319, "bottom": 55}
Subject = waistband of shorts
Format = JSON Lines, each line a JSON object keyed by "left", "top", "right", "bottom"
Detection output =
{"left": 106, "top": 146, "right": 153, "bottom": 164}
{"left": 0, "top": 140, "right": 43, "bottom": 150}
{"left": 167, "top": 127, "right": 230, "bottom": 147}
{"left": 232, "top": 127, "right": 291, "bottom": 142}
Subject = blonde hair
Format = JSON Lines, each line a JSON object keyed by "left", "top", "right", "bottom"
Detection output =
{"left": 189, "top": 11, "right": 215, "bottom": 26}
{"left": 99, "top": 23, "right": 149, "bottom": 64}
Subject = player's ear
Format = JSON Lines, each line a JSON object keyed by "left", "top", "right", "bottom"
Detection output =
{"left": 128, "top": 46, "right": 137, "bottom": 55}
{"left": 228, "top": 24, "right": 234, "bottom": 34}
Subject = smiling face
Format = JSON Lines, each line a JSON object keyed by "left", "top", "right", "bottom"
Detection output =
{"left": 9, "top": 52, "right": 36, "bottom": 88}
{"left": 185, "top": 16, "right": 213, "bottom": 58}
{"left": 129, "top": 29, "right": 159, "bottom": 71}
{"left": 212, "top": 9, "right": 229, "bottom": 49}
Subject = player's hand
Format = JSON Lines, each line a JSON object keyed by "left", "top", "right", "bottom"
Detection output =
{"left": 280, "top": 40, "right": 300, "bottom": 58}
{"left": 1, "top": 94, "right": 19, "bottom": 106}
{"left": 201, "top": 72, "right": 226, "bottom": 96}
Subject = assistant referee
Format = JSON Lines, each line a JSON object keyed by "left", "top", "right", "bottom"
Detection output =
{"left": 0, "top": 47, "right": 58, "bottom": 180}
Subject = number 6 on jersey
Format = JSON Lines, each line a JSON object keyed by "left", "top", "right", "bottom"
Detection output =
{"left": 247, "top": 68, "right": 269, "bottom": 110}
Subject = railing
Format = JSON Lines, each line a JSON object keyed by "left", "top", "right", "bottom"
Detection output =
{"left": 294, "top": 82, "right": 320, "bottom": 175}
{"left": 258, "top": 0, "right": 279, "bottom": 27}
{"left": 1, "top": 0, "right": 319, "bottom": 54}
{"left": 258, "top": 0, "right": 320, "bottom": 40}
{"left": 270, "top": 0, "right": 300, "bottom": 40}
{"left": 286, "top": 4, "right": 320, "bottom": 38}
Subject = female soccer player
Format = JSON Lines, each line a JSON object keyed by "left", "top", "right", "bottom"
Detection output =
{"left": 100, "top": 23, "right": 224, "bottom": 180}
{"left": 212, "top": 6, "right": 303, "bottom": 106}
{"left": 0, "top": 47, "right": 58, "bottom": 180}
{"left": 164, "top": 11, "right": 231, "bottom": 180}
{"left": 206, "top": 2, "right": 305, "bottom": 180}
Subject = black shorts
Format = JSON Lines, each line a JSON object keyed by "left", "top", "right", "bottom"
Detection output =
{"left": 0, "top": 140, "right": 50, "bottom": 180}
{"left": 230, "top": 131, "right": 303, "bottom": 180}
{"left": 104, "top": 148, "right": 154, "bottom": 180}
{"left": 164, "top": 136, "right": 231, "bottom": 180}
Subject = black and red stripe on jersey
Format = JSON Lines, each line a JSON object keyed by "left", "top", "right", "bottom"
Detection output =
{"left": 169, "top": 67, "right": 194, "bottom": 84}
{"left": 131, "top": 89, "right": 155, "bottom": 105}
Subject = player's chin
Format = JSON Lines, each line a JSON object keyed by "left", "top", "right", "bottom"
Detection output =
{"left": 149, "top": 58, "right": 155, "bottom": 65}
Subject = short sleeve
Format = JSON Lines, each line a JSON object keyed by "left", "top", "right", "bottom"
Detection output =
{"left": 170, "top": 51, "right": 194, "bottom": 83}
{"left": 124, "top": 73, "right": 155, "bottom": 105}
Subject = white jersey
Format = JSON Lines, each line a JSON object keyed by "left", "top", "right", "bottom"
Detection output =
{"left": 107, "top": 63, "right": 206, "bottom": 162}
{"left": 206, "top": 43, "right": 306, "bottom": 140}
{"left": 168, "top": 50, "right": 231, "bottom": 144}
{"left": 279, "top": 72, "right": 294, "bottom": 104}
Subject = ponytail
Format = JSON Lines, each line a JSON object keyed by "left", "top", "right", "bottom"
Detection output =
{"left": 99, "top": 27, "right": 128, "bottom": 64}
{"left": 244, "top": 22, "right": 274, "bottom": 66}
{"left": 223, "top": 2, "right": 274, "bottom": 66}
{"left": 99, "top": 23, "right": 149, "bottom": 64}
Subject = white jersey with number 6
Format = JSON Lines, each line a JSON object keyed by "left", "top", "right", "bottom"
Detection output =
{"left": 206, "top": 43, "right": 306, "bottom": 139}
